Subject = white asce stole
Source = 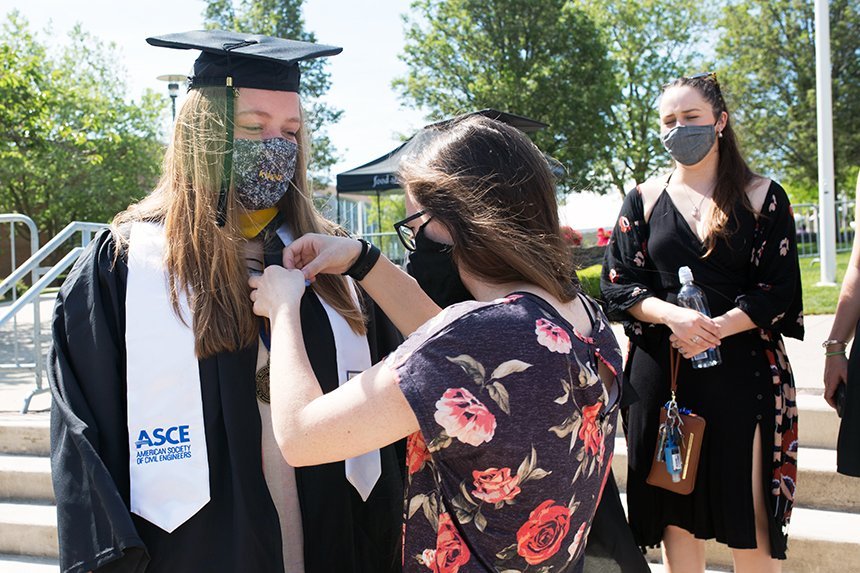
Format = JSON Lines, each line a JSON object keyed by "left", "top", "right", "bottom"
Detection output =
{"left": 125, "top": 222, "right": 210, "bottom": 532}
{"left": 277, "top": 226, "right": 381, "bottom": 501}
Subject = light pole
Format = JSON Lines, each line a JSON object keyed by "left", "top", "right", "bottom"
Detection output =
{"left": 814, "top": 0, "right": 836, "bottom": 285}
{"left": 157, "top": 74, "right": 186, "bottom": 122}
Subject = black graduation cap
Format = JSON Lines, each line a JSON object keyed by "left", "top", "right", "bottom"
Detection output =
{"left": 147, "top": 30, "right": 342, "bottom": 226}
{"left": 146, "top": 30, "right": 343, "bottom": 93}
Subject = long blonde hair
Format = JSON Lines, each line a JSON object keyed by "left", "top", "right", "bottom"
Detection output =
{"left": 113, "top": 87, "right": 365, "bottom": 358}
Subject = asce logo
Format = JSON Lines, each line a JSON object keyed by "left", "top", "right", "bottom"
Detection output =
{"left": 135, "top": 425, "right": 191, "bottom": 449}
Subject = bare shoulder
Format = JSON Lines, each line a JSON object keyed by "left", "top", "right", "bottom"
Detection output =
{"left": 747, "top": 176, "right": 773, "bottom": 214}
{"left": 638, "top": 172, "right": 671, "bottom": 221}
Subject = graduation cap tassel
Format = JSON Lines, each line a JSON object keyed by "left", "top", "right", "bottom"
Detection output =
{"left": 216, "top": 78, "right": 235, "bottom": 227}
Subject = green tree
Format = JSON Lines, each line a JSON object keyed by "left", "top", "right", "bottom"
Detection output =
{"left": 203, "top": 0, "right": 342, "bottom": 187}
{"left": 0, "top": 13, "right": 165, "bottom": 238}
{"left": 578, "top": 0, "right": 712, "bottom": 197}
{"left": 394, "top": 0, "right": 617, "bottom": 192}
{"left": 716, "top": 0, "right": 860, "bottom": 202}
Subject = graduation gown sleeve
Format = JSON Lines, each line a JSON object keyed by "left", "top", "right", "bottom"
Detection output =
{"left": 48, "top": 229, "right": 149, "bottom": 573}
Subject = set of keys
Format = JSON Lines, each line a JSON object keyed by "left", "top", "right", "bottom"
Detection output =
{"left": 657, "top": 394, "right": 684, "bottom": 483}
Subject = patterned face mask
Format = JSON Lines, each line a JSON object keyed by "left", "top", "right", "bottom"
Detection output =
{"left": 232, "top": 137, "right": 299, "bottom": 210}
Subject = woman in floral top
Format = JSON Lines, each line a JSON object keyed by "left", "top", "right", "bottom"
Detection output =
{"left": 249, "top": 115, "right": 621, "bottom": 572}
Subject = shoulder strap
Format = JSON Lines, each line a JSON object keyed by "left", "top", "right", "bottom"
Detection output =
{"left": 576, "top": 291, "right": 598, "bottom": 330}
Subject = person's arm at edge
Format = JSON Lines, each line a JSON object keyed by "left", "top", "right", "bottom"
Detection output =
{"left": 824, "top": 178, "right": 860, "bottom": 408}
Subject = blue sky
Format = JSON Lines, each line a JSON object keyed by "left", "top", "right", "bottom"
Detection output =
{"left": 1, "top": 0, "right": 426, "bottom": 182}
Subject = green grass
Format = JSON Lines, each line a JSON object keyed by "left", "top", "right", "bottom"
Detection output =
{"left": 578, "top": 255, "right": 847, "bottom": 315}
{"left": 576, "top": 264, "right": 603, "bottom": 300}
{"left": 800, "top": 251, "right": 849, "bottom": 315}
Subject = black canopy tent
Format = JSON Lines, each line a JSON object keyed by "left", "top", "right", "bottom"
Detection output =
{"left": 334, "top": 109, "right": 557, "bottom": 226}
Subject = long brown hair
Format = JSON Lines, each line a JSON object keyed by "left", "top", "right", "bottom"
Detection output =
{"left": 399, "top": 116, "right": 579, "bottom": 302}
{"left": 662, "top": 75, "right": 757, "bottom": 255}
{"left": 113, "top": 87, "right": 364, "bottom": 358}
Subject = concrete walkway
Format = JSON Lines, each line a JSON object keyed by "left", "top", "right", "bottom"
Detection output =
{"left": 0, "top": 296, "right": 54, "bottom": 415}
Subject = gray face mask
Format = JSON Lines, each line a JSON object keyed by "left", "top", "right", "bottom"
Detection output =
{"left": 232, "top": 137, "right": 299, "bottom": 210}
{"left": 661, "top": 123, "right": 717, "bottom": 166}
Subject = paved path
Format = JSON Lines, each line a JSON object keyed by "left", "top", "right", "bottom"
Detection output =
{"left": 0, "top": 296, "right": 54, "bottom": 414}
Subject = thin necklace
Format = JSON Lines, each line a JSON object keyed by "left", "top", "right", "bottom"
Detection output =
{"left": 678, "top": 180, "right": 713, "bottom": 220}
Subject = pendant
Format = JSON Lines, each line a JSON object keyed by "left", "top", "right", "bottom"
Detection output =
{"left": 692, "top": 206, "right": 700, "bottom": 219}
{"left": 255, "top": 359, "right": 270, "bottom": 404}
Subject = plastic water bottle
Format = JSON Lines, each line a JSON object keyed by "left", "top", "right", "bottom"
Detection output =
{"left": 676, "top": 266, "right": 722, "bottom": 369}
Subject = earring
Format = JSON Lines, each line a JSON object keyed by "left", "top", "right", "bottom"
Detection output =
{"left": 718, "top": 131, "right": 724, "bottom": 138}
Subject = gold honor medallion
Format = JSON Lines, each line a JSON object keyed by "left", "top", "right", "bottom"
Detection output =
{"left": 255, "top": 359, "right": 271, "bottom": 403}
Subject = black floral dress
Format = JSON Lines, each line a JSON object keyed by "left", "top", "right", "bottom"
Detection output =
{"left": 600, "top": 181, "right": 803, "bottom": 559}
{"left": 386, "top": 292, "right": 622, "bottom": 572}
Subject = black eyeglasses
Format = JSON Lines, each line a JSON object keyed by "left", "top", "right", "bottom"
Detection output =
{"left": 393, "top": 210, "right": 433, "bottom": 252}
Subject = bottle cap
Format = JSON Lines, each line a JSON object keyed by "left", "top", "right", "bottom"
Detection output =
{"left": 678, "top": 266, "right": 694, "bottom": 283}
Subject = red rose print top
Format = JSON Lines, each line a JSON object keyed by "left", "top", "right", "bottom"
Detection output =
{"left": 386, "top": 292, "right": 622, "bottom": 573}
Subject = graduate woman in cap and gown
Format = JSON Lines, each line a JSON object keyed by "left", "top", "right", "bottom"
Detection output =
{"left": 48, "top": 30, "right": 407, "bottom": 573}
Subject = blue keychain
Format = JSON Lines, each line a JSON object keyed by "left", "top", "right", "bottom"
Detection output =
{"left": 661, "top": 392, "right": 684, "bottom": 482}
{"left": 664, "top": 430, "right": 682, "bottom": 482}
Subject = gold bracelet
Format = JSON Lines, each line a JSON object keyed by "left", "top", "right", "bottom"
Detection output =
{"left": 822, "top": 339, "right": 848, "bottom": 348}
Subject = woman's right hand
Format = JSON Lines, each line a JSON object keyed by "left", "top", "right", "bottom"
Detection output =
{"left": 283, "top": 233, "right": 363, "bottom": 281}
{"left": 663, "top": 305, "right": 721, "bottom": 349}
{"left": 824, "top": 353, "right": 848, "bottom": 410}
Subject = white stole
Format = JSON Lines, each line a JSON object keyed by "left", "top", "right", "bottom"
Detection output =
{"left": 125, "top": 222, "right": 210, "bottom": 532}
{"left": 276, "top": 226, "right": 381, "bottom": 501}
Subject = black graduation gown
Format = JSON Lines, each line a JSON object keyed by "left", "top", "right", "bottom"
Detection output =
{"left": 49, "top": 229, "right": 404, "bottom": 573}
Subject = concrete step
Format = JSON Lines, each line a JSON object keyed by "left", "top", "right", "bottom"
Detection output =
{"left": 797, "top": 393, "right": 841, "bottom": 449}
{"left": 648, "top": 564, "right": 729, "bottom": 572}
{"left": 0, "top": 554, "right": 58, "bottom": 572}
{"left": 705, "top": 506, "right": 860, "bottom": 572}
{"left": 0, "top": 414, "right": 50, "bottom": 457}
{"left": 0, "top": 454, "right": 54, "bottom": 503}
{"left": 620, "top": 494, "right": 860, "bottom": 573}
{"left": 0, "top": 502, "right": 57, "bottom": 559}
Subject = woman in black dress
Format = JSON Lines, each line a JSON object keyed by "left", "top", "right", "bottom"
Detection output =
{"left": 601, "top": 73, "right": 803, "bottom": 572}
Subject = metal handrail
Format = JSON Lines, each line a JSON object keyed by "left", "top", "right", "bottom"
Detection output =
{"left": 0, "top": 221, "right": 106, "bottom": 299}
{"left": 0, "top": 248, "right": 84, "bottom": 328}
{"left": 0, "top": 220, "right": 108, "bottom": 413}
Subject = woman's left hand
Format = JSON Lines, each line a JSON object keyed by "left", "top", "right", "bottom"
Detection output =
{"left": 669, "top": 332, "right": 714, "bottom": 359}
{"left": 249, "top": 266, "right": 307, "bottom": 318}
